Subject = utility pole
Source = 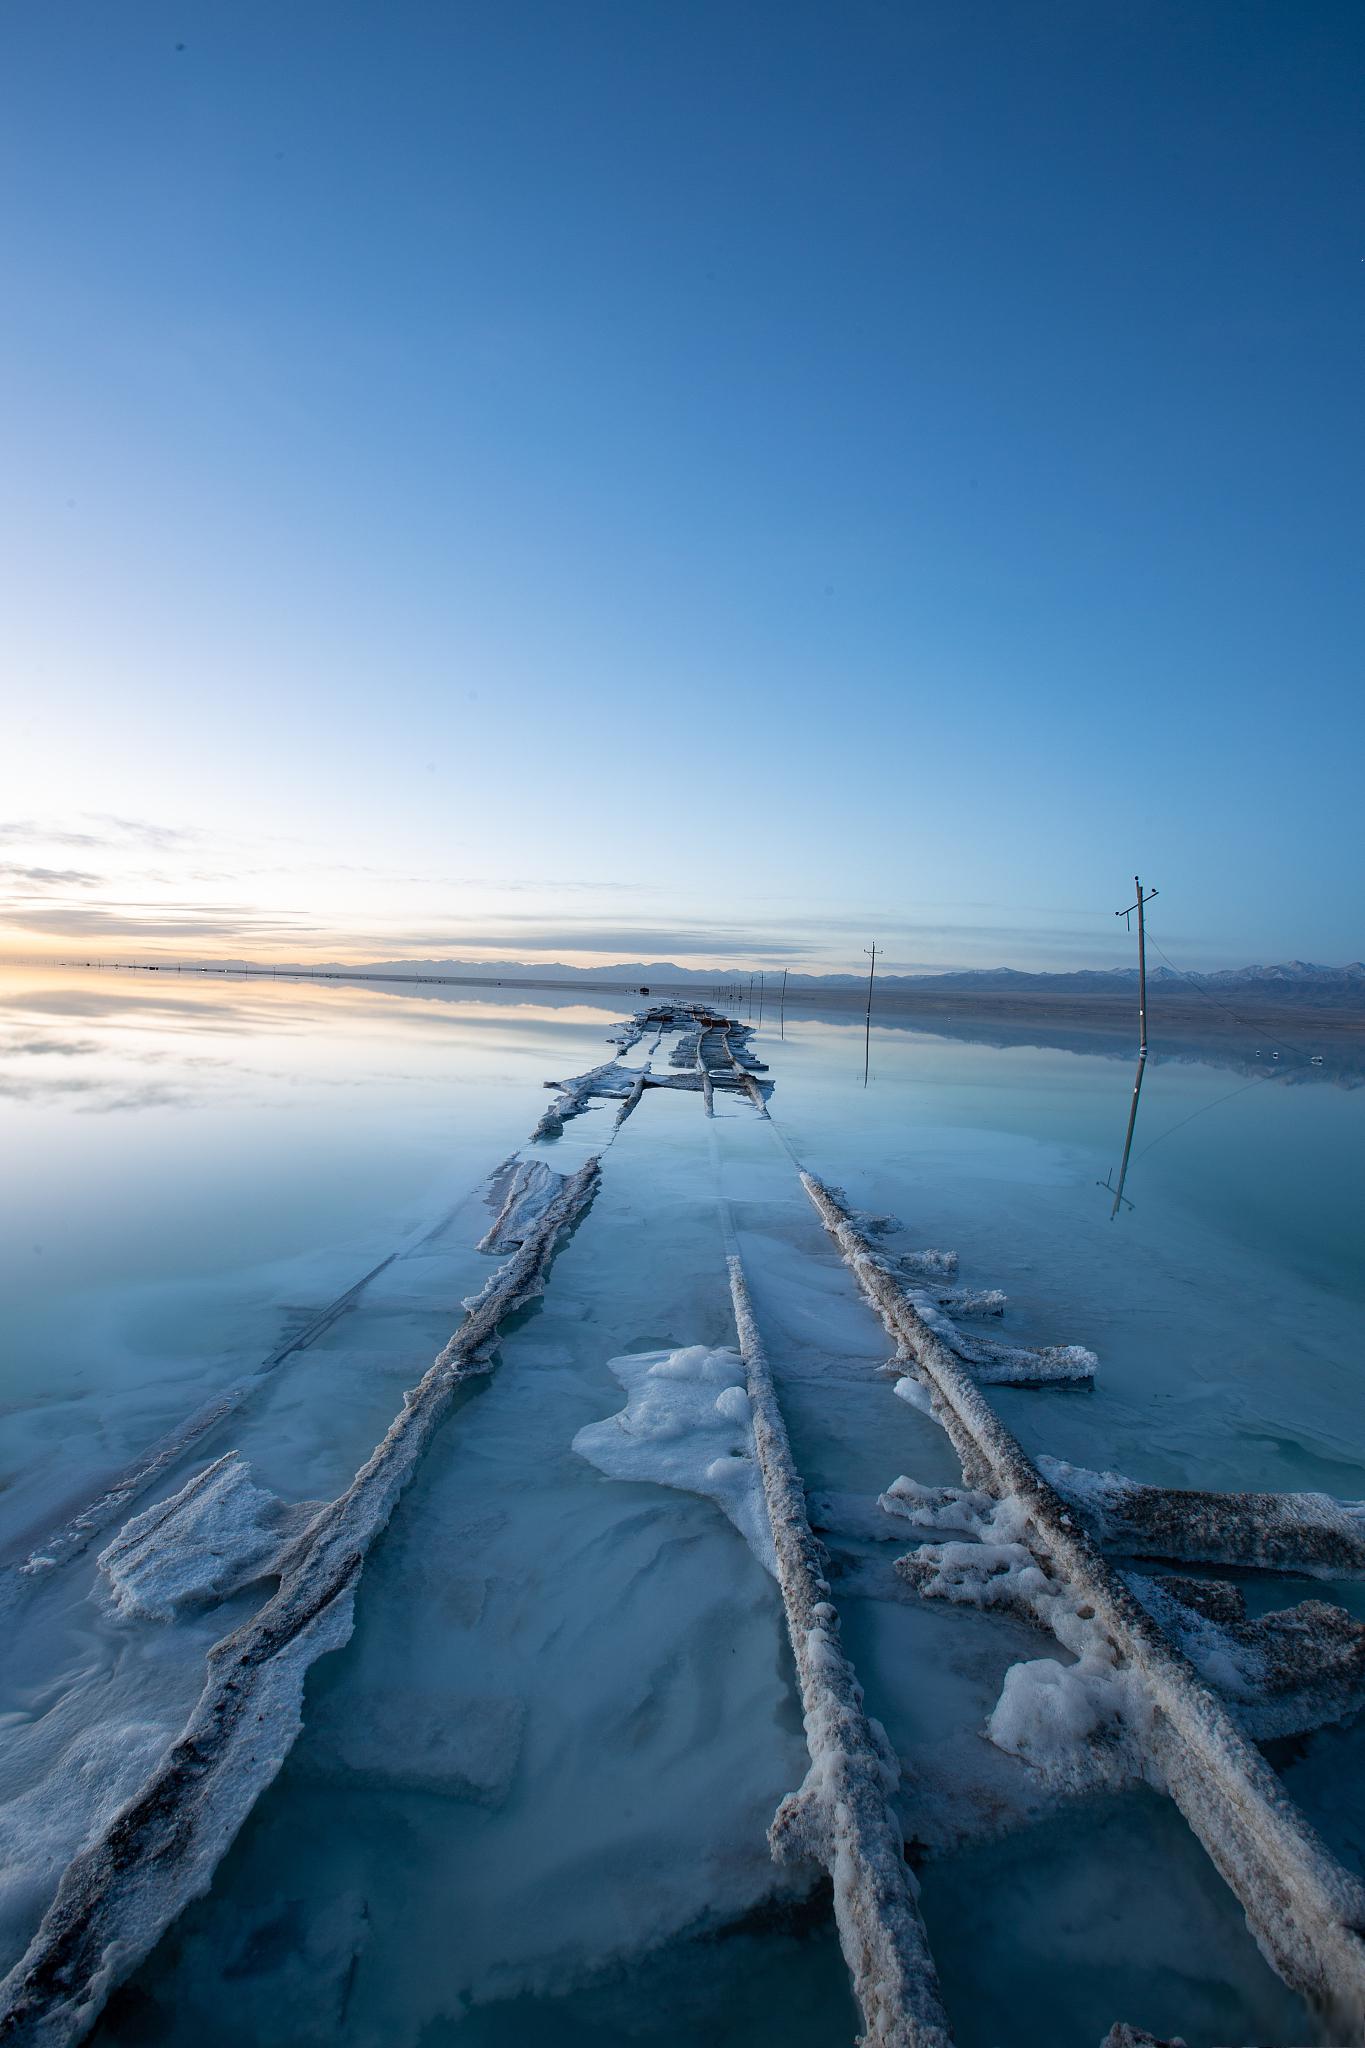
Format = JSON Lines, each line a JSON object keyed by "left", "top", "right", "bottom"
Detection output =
{"left": 1105, "top": 877, "right": 1159, "bottom": 1218}
{"left": 757, "top": 971, "right": 765, "bottom": 1025}
{"left": 779, "top": 966, "right": 788, "bottom": 1039}
{"left": 863, "top": 943, "right": 877, "bottom": 1086}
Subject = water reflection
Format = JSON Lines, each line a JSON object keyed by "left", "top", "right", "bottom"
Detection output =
{"left": 1099, "top": 1040, "right": 1147, "bottom": 1217}
{"left": 105, "top": 967, "right": 1357, "bottom": 1088}
{"left": 792, "top": 997, "right": 1365, "bottom": 1089}
{"left": 0, "top": 964, "right": 635, "bottom": 1554}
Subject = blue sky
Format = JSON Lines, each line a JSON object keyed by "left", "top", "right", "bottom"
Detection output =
{"left": 2, "top": 1, "right": 1361, "bottom": 972}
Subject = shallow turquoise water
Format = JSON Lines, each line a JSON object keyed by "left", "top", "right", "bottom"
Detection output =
{"left": 3, "top": 965, "right": 1362, "bottom": 2047}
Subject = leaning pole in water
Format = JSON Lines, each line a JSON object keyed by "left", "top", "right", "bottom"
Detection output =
{"left": 1108, "top": 876, "right": 1158, "bottom": 1217}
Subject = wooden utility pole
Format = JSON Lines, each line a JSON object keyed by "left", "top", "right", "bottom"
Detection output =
{"left": 863, "top": 943, "right": 877, "bottom": 1086}
{"left": 779, "top": 966, "right": 788, "bottom": 1039}
{"left": 1106, "top": 877, "right": 1159, "bottom": 1217}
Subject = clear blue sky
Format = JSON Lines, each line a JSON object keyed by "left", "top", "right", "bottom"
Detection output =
{"left": 2, "top": 1, "right": 1361, "bottom": 972}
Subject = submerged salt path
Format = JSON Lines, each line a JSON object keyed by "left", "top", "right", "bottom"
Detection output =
{"left": 1, "top": 998, "right": 1361, "bottom": 2046}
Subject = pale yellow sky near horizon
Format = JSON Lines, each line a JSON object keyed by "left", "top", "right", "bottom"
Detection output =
{"left": 0, "top": 809, "right": 1172, "bottom": 978}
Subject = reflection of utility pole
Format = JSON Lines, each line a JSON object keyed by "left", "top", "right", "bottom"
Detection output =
{"left": 779, "top": 967, "right": 788, "bottom": 1039}
{"left": 863, "top": 943, "right": 877, "bottom": 1086}
{"left": 757, "top": 972, "right": 765, "bottom": 1025}
{"left": 1105, "top": 878, "right": 1159, "bottom": 1218}
{"left": 748, "top": 974, "right": 754, "bottom": 1019}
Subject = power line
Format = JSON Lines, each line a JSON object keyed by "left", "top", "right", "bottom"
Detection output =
{"left": 1134, "top": 1073, "right": 1278, "bottom": 1162}
{"left": 1144, "top": 930, "right": 1318, "bottom": 1063}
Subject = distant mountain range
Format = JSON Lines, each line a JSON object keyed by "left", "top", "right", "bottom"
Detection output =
{"left": 351, "top": 957, "right": 1365, "bottom": 1007}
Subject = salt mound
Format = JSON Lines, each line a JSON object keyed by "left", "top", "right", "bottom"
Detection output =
{"left": 573, "top": 1345, "right": 776, "bottom": 1576}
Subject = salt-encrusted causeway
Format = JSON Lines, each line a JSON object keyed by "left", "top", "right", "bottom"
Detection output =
{"left": 2, "top": 1003, "right": 1362, "bottom": 2048}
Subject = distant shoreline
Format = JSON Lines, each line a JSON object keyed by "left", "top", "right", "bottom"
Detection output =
{"left": 47, "top": 956, "right": 1364, "bottom": 1042}
{"left": 757, "top": 982, "right": 1365, "bottom": 1040}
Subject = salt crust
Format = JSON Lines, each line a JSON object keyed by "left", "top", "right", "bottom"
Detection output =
{"left": 573, "top": 1345, "right": 776, "bottom": 1577}
{"left": 95, "top": 1453, "right": 315, "bottom": 1623}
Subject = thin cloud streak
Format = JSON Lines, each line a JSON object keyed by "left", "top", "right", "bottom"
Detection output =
{"left": 0, "top": 1034, "right": 101, "bottom": 1057}
{"left": 0, "top": 907, "right": 323, "bottom": 941}
{"left": 0, "top": 815, "right": 201, "bottom": 852}
{"left": 0, "top": 865, "right": 101, "bottom": 888}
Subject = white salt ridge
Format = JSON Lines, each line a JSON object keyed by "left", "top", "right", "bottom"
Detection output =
{"left": 1040, "top": 1455, "right": 1365, "bottom": 1577}
{"left": 899, "top": 1492, "right": 1153, "bottom": 1795}
{"left": 905, "top": 1290, "right": 1097, "bottom": 1386}
{"left": 0, "top": 1717, "right": 174, "bottom": 1985}
{"left": 931, "top": 1286, "right": 1007, "bottom": 1316}
{"left": 531, "top": 1060, "right": 639, "bottom": 1139}
{"left": 476, "top": 1158, "right": 566, "bottom": 1255}
{"left": 1128, "top": 1574, "right": 1365, "bottom": 1742}
{"left": 573, "top": 1346, "right": 777, "bottom": 1577}
{"left": 823, "top": 1198, "right": 957, "bottom": 1279}
{"left": 892, "top": 1372, "right": 937, "bottom": 1418}
{"left": 895, "top": 1248, "right": 959, "bottom": 1279}
{"left": 877, "top": 1474, "right": 993, "bottom": 1536}
{"left": 808, "top": 1485, "right": 984, "bottom": 1546}
{"left": 0, "top": 1157, "right": 602, "bottom": 2048}
{"left": 724, "top": 1257, "right": 952, "bottom": 2047}
{"left": 801, "top": 1176, "right": 1365, "bottom": 2034}
{"left": 604, "top": 1017, "right": 647, "bottom": 1051}
{"left": 96, "top": 1453, "right": 314, "bottom": 1623}
{"left": 848, "top": 1211, "right": 1089, "bottom": 1381}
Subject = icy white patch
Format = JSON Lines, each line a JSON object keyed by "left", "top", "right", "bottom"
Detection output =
{"left": 806, "top": 1489, "right": 938, "bottom": 1545}
{"left": 906, "top": 1291, "right": 1096, "bottom": 1385}
{"left": 573, "top": 1346, "right": 777, "bottom": 1577}
{"left": 964, "top": 1342, "right": 1095, "bottom": 1387}
{"left": 1129, "top": 1574, "right": 1365, "bottom": 1741}
{"left": 476, "top": 1159, "right": 566, "bottom": 1255}
{"left": 1040, "top": 1455, "right": 1365, "bottom": 1576}
{"left": 877, "top": 1475, "right": 993, "bottom": 1535}
{"left": 892, "top": 1373, "right": 936, "bottom": 1417}
{"left": 96, "top": 1454, "right": 309, "bottom": 1623}
{"left": 898, "top": 1494, "right": 1151, "bottom": 1793}
{"left": 803, "top": 1173, "right": 1365, "bottom": 2023}
{"left": 986, "top": 1653, "right": 1142, "bottom": 1791}
{"left": 894, "top": 1247, "right": 959, "bottom": 1279}
{"left": 604, "top": 1015, "right": 647, "bottom": 1050}
{"left": 532, "top": 1061, "right": 639, "bottom": 1139}
{"left": 848, "top": 1208, "right": 903, "bottom": 1237}
{"left": 931, "top": 1286, "right": 1007, "bottom": 1316}
{"left": 0, "top": 1720, "right": 173, "bottom": 1973}
{"left": 852, "top": 1240, "right": 959, "bottom": 1282}
{"left": 1037, "top": 1456, "right": 1130, "bottom": 1522}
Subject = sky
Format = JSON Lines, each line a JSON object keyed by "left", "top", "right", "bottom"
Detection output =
{"left": 1, "top": 1, "right": 1361, "bottom": 976}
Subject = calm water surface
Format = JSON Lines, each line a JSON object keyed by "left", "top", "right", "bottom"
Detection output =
{"left": 3, "top": 965, "right": 1362, "bottom": 2048}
